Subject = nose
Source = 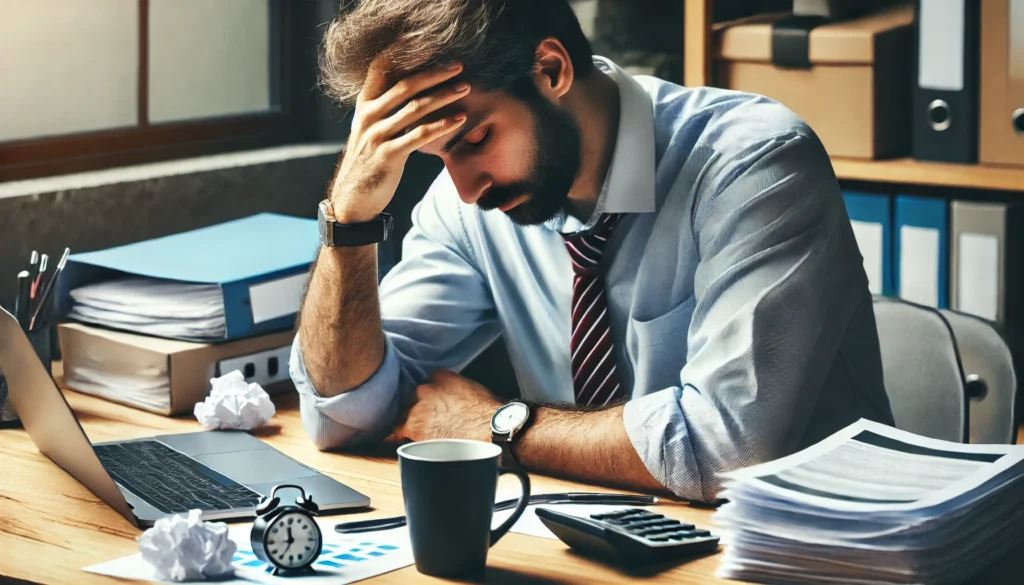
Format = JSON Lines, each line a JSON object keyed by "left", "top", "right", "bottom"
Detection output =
{"left": 446, "top": 165, "right": 492, "bottom": 205}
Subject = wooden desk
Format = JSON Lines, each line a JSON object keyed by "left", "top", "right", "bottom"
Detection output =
{"left": 0, "top": 389, "right": 741, "bottom": 585}
{"left": 2, "top": 389, "right": 1023, "bottom": 585}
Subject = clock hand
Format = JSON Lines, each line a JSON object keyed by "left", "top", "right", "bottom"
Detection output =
{"left": 287, "top": 527, "right": 295, "bottom": 543}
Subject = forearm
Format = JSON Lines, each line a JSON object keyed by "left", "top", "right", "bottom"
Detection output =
{"left": 297, "top": 245, "right": 385, "bottom": 397}
{"left": 515, "top": 405, "right": 667, "bottom": 495}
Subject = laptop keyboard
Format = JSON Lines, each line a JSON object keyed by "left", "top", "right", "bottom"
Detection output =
{"left": 94, "top": 440, "right": 263, "bottom": 514}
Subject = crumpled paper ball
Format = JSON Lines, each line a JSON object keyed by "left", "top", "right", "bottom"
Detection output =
{"left": 138, "top": 509, "right": 237, "bottom": 582}
{"left": 194, "top": 370, "right": 276, "bottom": 430}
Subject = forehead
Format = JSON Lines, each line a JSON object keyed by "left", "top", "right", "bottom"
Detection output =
{"left": 417, "top": 89, "right": 528, "bottom": 154}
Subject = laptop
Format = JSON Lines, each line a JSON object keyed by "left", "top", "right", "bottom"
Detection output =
{"left": 0, "top": 307, "right": 369, "bottom": 527}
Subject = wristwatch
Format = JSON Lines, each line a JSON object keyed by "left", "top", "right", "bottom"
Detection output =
{"left": 318, "top": 200, "right": 394, "bottom": 247}
{"left": 490, "top": 401, "right": 532, "bottom": 469}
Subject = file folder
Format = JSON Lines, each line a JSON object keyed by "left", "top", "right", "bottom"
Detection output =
{"left": 912, "top": 0, "right": 980, "bottom": 162}
{"left": 980, "top": 0, "right": 1024, "bottom": 167}
{"left": 58, "top": 214, "right": 319, "bottom": 342}
{"left": 950, "top": 200, "right": 1024, "bottom": 325}
{"left": 894, "top": 196, "right": 948, "bottom": 308}
{"left": 842, "top": 191, "right": 894, "bottom": 296}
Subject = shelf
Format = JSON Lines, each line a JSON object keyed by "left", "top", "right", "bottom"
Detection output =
{"left": 831, "top": 157, "right": 1024, "bottom": 192}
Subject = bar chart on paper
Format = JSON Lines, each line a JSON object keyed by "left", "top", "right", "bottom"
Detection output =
{"left": 84, "top": 524, "right": 415, "bottom": 585}
{"left": 233, "top": 541, "right": 402, "bottom": 572}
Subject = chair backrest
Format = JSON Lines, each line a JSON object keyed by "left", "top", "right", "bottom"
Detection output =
{"left": 873, "top": 297, "right": 968, "bottom": 442}
{"left": 939, "top": 310, "right": 1018, "bottom": 445}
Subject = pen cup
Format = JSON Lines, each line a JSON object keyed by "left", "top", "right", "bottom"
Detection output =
{"left": 0, "top": 318, "right": 52, "bottom": 425}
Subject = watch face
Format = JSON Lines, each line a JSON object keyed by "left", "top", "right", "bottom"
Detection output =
{"left": 491, "top": 402, "right": 530, "bottom": 435}
{"left": 264, "top": 511, "right": 322, "bottom": 569}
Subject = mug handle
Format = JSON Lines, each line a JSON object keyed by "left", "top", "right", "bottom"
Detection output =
{"left": 489, "top": 468, "right": 531, "bottom": 547}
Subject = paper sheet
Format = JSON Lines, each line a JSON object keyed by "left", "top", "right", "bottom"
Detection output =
{"left": 84, "top": 521, "right": 413, "bottom": 585}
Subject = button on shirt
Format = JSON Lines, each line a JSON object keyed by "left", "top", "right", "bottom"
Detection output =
{"left": 290, "top": 57, "right": 895, "bottom": 502}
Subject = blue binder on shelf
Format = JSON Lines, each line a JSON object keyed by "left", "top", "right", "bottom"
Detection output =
{"left": 893, "top": 195, "right": 949, "bottom": 308}
{"left": 842, "top": 191, "right": 894, "bottom": 297}
{"left": 58, "top": 213, "right": 319, "bottom": 342}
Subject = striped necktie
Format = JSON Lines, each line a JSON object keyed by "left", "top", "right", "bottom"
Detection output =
{"left": 561, "top": 214, "right": 625, "bottom": 406}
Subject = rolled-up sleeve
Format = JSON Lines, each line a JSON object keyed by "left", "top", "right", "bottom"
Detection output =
{"left": 291, "top": 172, "right": 500, "bottom": 450}
{"left": 623, "top": 132, "right": 868, "bottom": 502}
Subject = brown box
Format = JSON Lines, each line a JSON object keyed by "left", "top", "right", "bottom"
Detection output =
{"left": 980, "top": 0, "right": 1024, "bottom": 167}
{"left": 713, "top": 3, "right": 913, "bottom": 159}
{"left": 59, "top": 323, "right": 295, "bottom": 415}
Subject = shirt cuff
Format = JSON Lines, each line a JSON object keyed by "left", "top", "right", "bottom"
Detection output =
{"left": 289, "top": 334, "right": 402, "bottom": 450}
{"left": 622, "top": 386, "right": 706, "bottom": 502}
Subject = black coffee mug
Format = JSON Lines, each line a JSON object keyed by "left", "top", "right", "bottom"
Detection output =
{"left": 398, "top": 439, "right": 531, "bottom": 577}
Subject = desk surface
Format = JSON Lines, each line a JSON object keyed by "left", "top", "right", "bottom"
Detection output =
{"left": 0, "top": 388, "right": 743, "bottom": 585}
{"left": 2, "top": 388, "right": 1023, "bottom": 585}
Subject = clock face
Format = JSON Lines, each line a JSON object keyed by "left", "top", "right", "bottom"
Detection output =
{"left": 492, "top": 402, "right": 529, "bottom": 434}
{"left": 264, "top": 511, "right": 321, "bottom": 569}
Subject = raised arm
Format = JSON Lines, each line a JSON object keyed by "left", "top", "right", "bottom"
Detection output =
{"left": 298, "top": 58, "right": 471, "bottom": 398}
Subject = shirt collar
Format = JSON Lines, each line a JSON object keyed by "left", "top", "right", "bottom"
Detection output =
{"left": 548, "top": 56, "right": 657, "bottom": 234}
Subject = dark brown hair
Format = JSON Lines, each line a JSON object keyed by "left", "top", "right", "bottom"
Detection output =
{"left": 320, "top": 0, "right": 595, "bottom": 105}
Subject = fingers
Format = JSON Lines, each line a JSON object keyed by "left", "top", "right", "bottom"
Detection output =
{"left": 371, "top": 62, "right": 465, "bottom": 115}
{"left": 359, "top": 53, "right": 394, "bottom": 102}
{"left": 385, "top": 113, "right": 466, "bottom": 155}
{"left": 376, "top": 81, "right": 471, "bottom": 139}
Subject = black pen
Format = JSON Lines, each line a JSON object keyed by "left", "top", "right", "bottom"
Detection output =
{"left": 15, "top": 271, "right": 31, "bottom": 330}
{"left": 334, "top": 492, "right": 659, "bottom": 534}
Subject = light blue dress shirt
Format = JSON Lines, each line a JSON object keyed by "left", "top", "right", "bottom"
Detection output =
{"left": 291, "top": 57, "right": 894, "bottom": 502}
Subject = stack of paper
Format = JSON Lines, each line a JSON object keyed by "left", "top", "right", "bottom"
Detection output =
{"left": 714, "top": 419, "right": 1024, "bottom": 585}
{"left": 68, "top": 278, "right": 227, "bottom": 340}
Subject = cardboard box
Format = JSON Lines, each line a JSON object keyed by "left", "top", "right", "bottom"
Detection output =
{"left": 59, "top": 323, "right": 295, "bottom": 415}
{"left": 713, "top": 3, "right": 913, "bottom": 159}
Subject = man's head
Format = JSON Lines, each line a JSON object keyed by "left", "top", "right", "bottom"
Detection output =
{"left": 321, "top": 0, "right": 596, "bottom": 225}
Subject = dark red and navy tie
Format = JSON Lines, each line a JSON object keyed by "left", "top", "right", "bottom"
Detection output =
{"left": 561, "top": 214, "right": 625, "bottom": 406}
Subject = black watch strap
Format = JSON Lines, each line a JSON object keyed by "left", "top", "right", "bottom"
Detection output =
{"left": 493, "top": 433, "right": 524, "bottom": 470}
{"left": 329, "top": 213, "right": 394, "bottom": 247}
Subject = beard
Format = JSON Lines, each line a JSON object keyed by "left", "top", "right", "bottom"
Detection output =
{"left": 476, "top": 84, "right": 583, "bottom": 226}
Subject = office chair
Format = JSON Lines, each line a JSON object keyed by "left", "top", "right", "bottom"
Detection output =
{"left": 939, "top": 310, "right": 1018, "bottom": 445}
{"left": 873, "top": 297, "right": 968, "bottom": 443}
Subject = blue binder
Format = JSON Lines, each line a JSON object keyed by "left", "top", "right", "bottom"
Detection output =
{"left": 58, "top": 214, "right": 319, "bottom": 341}
{"left": 842, "top": 191, "right": 894, "bottom": 296}
{"left": 893, "top": 196, "right": 949, "bottom": 308}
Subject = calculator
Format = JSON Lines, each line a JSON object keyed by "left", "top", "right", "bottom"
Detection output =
{"left": 535, "top": 507, "right": 720, "bottom": 568}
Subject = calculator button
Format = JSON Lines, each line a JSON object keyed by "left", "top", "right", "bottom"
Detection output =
{"left": 590, "top": 510, "right": 632, "bottom": 520}
{"left": 628, "top": 519, "right": 678, "bottom": 530}
{"left": 648, "top": 535, "right": 671, "bottom": 542}
{"left": 632, "top": 526, "right": 672, "bottom": 537}
{"left": 667, "top": 532, "right": 688, "bottom": 541}
{"left": 676, "top": 529, "right": 711, "bottom": 538}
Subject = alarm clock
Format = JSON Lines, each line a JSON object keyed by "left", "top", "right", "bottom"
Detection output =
{"left": 250, "top": 484, "right": 323, "bottom": 575}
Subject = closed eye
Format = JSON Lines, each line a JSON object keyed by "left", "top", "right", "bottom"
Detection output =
{"left": 463, "top": 126, "right": 491, "bottom": 148}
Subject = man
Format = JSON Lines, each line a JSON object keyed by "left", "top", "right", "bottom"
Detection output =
{"left": 292, "top": 0, "right": 894, "bottom": 502}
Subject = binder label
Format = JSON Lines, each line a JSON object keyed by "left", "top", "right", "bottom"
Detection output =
{"left": 850, "top": 220, "right": 884, "bottom": 295}
{"left": 918, "top": 0, "right": 966, "bottom": 91}
{"left": 1012, "top": 0, "right": 1024, "bottom": 82}
{"left": 958, "top": 233, "right": 999, "bottom": 320}
{"left": 899, "top": 226, "right": 940, "bottom": 307}
{"left": 249, "top": 273, "right": 307, "bottom": 324}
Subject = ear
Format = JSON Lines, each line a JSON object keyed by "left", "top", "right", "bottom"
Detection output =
{"left": 533, "top": 38, "right": 575, "bottom": 101}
